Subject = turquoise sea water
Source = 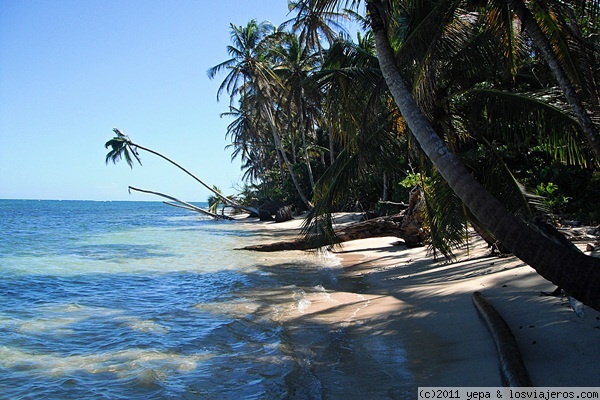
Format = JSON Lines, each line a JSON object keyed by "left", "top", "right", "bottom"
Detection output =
{"left": 0, "top": 200, "right": 415, "bottom": 399}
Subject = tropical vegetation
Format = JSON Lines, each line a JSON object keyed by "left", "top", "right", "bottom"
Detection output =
{"left": 206, "top": 0, "right": 600, "bottom": 309}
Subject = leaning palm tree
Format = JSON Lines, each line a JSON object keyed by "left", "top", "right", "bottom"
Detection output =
{"left": 301, "top": 0, "right": 600, "bottom": 310}
{"left": 105, "top": 128, "right": 258, "bottom": 215}
{"left": 368, "top": 0, "right": 600, "bottom": 309}
{"left": 453, "top": 0, "right": 600, "bottom": 159}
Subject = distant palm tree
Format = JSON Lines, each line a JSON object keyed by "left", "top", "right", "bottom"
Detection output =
{"left": 283, "top": 0, "right": 348, "bottom": 55}
{"left": 208, "top": 20, "right": 313, "bottom": 209}
{"left": 221, "top": 101, "right": 275, "bottom": 183}
{"left": 105, "top": 128, "right": 258, "bottom": 214}
{"left": 274, "top": 32, "right": 320, "bottom": 189}
{"left": 207, "top": 186, "right": 225, "bottom": 214}
{"left": 283, "top": 0, "right": 350, "bottom": 164}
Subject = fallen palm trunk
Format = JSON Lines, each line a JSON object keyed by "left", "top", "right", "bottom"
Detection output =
{"left": 240, "top": 210, "right": 424, "bottom": 251}
{"left": 472, "top": 291, "right": 532, "bottom": 387}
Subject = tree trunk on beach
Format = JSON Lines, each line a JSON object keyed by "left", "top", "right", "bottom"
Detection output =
{"left": 241, "top": 187, "right": 425, "bottom": 251}
{"left": 240, "top": 212, "right": 424, "bottom": 251}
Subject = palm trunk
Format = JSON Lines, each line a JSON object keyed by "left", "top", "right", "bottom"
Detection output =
{"left": 507, "top": 0, "right": 600, "bottom": 159}
{"left": 130, "top": 141, "right": 258, "bottom": 215}
{"left": 319, "top": 41, "right": 337, "bottom": 166}
{"left": 367, "top": 0, "right": 600, "bottom": 310}
{"left": 328, "top": 103, "right": 337, "bottom": 165}
{"left": 128, "top": 186, "right": 233, "bottom": 220}
{"left": 299, "top": 89, "right": 316, "bottom": 190}
{"left": 260, "top": 103, "right": 313, "bottom": 209}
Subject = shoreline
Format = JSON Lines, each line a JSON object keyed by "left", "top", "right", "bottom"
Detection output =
{"left": 254, "top": 214, "right": 600, "bottom": 387}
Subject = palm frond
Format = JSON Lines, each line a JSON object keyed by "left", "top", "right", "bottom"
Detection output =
{"left": 458, "top": 87, "right": 594, "bottom": 167}
{"left": 104, "top": 128, "right": 141, "bottom": 168}
{"left": 301, "top": 145, "right": 360, "bottom": 251}
{"left": 421, "top": 173, "right": 468, "bottom": 260}
{"left": 462, "top": 141, "right": 540, "bottom": 217}
{"left": 530, "top": 0, "right": 583, "bottom": 87}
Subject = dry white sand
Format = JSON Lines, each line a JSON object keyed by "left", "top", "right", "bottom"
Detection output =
{"left": 251, "top": 213, "right": 600, "bottom": 387}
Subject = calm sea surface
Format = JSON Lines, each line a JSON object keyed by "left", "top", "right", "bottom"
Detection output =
{"left": 0, "top": 200, "right": 415, "bottom": 399}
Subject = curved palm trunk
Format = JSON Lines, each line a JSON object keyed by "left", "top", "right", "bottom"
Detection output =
{"left": 367, "top": 0, "right": 600, "bottom": 310}
{"left": 130, "top": 141, "right": 258, "bottom": 215}
{"left": 507, "top": 0, "right": 600, "bottom": 159}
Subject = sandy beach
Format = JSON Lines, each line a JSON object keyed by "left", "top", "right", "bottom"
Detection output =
{"left": 257, "top": 214, "right": 600, "bottom": 389}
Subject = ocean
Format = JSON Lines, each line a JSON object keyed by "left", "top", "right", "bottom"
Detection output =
{"left": 0, "top": 200, "right": 415, "bottom": 399}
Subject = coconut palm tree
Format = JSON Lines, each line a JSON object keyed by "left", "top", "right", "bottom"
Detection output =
{"left": 208, "top": 20, "right": 313, "bottom": 209}
{"left": 298, "top": 0, "right": 600, "bottom": 310}
{"left": 370, "top": 0, "right": 600, "bottom": 309}
{"left": 308, "top": 5, "right": 592, "bottom": 257}
{"left": 283, "top": 0, "right": 351, "bottom": 165}
{"left": 273, "top": 32, "right": 321, "bottom": 190}
{"left": 284, "top": 0, "right": 349, "bottom": 54}
{"left": 221, "top": 97, "right": 278, "bottom": 183}
{"left": 105, "top": 128, "right": 258, "bottom": 214}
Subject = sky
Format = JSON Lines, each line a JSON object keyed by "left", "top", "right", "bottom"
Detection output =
{"left": 0, "top": 0, "right": 294, "bottom": 201}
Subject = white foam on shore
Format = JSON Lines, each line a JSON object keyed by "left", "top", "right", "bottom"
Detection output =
{"left": 0, "top": 346, "right": 211, "bottom": 379}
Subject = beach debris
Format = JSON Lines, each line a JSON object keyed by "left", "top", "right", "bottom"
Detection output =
{"left": 240, "top": 188, "right": 425, "bottom": 252}
{"left": 275, "top": 205, "right": 293, "bottom": 223}
{"left": 472, "top": 291, "right": 532, "bottom": 387}
{"left": 569, "top": 296, "right": 585, "bottom": 318}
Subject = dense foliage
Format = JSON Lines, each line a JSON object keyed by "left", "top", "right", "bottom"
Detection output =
{"left": 210, "top": 0, "right": 600, "bottom": 253}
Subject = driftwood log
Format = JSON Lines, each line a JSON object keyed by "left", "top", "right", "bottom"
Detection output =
{"left": 241, "top": 187, "right": 425, "bottom": 252}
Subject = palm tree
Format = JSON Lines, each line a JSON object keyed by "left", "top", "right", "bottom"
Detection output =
{"left": 284, "top": 0, "right": 349, "bottom": 54}
{"left": 283, "top": 0, "right": 351, "bottom": 165}
{"left": 404, "top": 0, "right": 594, "bottom": 253}
{"left": 208, "top": 20, "right": 313, "bottom": 209}
{"left": 299, "top": 0, "right": 600, "bottom": 310}
{"left": 273, "top": 32, "right": 321, "bottom": 190}
{"left": 302, "top": 30, "right": 416, "bottom": 239}
{"left": 221, "top": 98, "right": 277, "bottom": 183}
{"left": 318, "top": 5, "right": 589, "bottom": 256}
{"left": 105, "top": 128, "right": 258, "bottom": 214}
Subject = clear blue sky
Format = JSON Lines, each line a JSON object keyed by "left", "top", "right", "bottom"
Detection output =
{"left": 0, "top": 0, "right": 293, "bottom": 201}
